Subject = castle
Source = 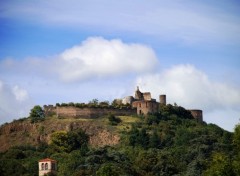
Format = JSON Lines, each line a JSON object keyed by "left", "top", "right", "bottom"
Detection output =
{"left": 44, "top": 87, "right": 203, "bottom": 122}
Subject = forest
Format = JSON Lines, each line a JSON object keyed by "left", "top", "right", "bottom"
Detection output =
{"left": 0, "top": 104, "right": 240, "bottom": 176}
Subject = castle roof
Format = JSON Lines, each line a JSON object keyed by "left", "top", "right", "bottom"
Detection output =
{"left": 39, "top": 158, "right": 56, "bottom": 162}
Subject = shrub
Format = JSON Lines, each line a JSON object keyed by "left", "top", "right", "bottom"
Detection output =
{"left": 108, "top": 114, "right": 122, "bottom": 126}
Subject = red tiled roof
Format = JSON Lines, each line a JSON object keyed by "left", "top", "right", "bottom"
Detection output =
{"left": 39, "top": 158, "right": 56, "bottom": 162}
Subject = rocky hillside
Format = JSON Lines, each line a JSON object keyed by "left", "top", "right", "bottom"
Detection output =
{"left": 0, "top": 115, "right": 126, "bottom": 152}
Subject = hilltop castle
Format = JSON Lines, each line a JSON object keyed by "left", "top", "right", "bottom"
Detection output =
{"left": 120, "top": 87, "right": 202, "bottom": 122}
{"left": 44, "top": 87, "right": 203, "bottom": 122}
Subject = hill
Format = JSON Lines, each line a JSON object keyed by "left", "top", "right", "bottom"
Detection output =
{"left": 0, "top": 104, "right": 239, "bottom": 176}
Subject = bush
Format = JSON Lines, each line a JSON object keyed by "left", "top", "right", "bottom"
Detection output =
{"left": 108, "top": 114, "right": 121, "bottom": 126}
{"left": 29, "top": 105, "right": 45, "bottom": 123}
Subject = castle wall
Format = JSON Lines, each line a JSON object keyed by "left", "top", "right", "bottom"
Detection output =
{"left": 189, "top": 109, "right": 203, "bottom": 122}
{"left": 143, "top": 92, "right": 151, "bottom": 101}
{"left": 44, "top": 105, "right": 57, "bottom": 116}
{"left": 132, "top": 101, "right": 159, "bottom": 115}
{"left": 55, "top": 106, "right": 136, "bottom": 118}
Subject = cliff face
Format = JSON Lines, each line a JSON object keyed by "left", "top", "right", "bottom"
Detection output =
{"left": 0, "top": 118, "right": 120, "bottom": 152}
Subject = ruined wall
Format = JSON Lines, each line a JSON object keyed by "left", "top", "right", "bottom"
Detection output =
{"left": 122, "top": 96, "right": 134, "bottom": 105}
{"left": 44, "top": 105, "right": 57, "bottom": 116}
{"left": 132, "top": 100, "right": 159, "bottom": 115}
{"left": 55, "top": 106, "right": 136, "bottom": 118}
{"left": 143, "top": 92, "right": 151, "bottom": 101}
{"left": 189, "top": 109, "right": 203, "bottom": 122}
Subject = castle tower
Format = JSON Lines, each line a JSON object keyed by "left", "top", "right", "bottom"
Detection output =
{"left": 189, "top": 109, "right": 203, "bottom": 122}
{"left": 159, "top": 95, "right": 166, "bottom": 105}
{"left": 135, "top": 86, "right": 143, "bottom": 100}
{"left": 39, "top": 158, "right": 57, "bottom": 176}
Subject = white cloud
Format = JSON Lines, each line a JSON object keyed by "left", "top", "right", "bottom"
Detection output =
{"left": 55, "top": 37, "right": 158, "bottom": 82}
{"left": 0, "top": 80, "right": 33, "bottom": 124}
{"left": 12, "top": 85, "right": 29, "bottom": 102}
{"left": 0, "top": 37, "right": 158, "bottom": 82}
{"left": 136, "top": 64, "right": 240, "bottom": 111}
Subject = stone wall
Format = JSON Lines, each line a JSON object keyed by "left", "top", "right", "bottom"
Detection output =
{"left": 189, "top": 109, "right": 203, "bottom": 122}
{"left": 132, "top": 100, "right": 159, "bottom": 115}
{"left": 143, "top": 92, "right": 151, "bottom": 101}
{"left": 55, "top": 106, "right": 136, "bottom": 118}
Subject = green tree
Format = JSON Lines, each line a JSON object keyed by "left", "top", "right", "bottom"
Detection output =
{"left": 96, "top": 163, "right": 121, "bottom": 176}
{"left": 203, "top": 152, "right": 234, "bottom": 176}
{"left": 50, "top": 130, "right": 89, "bottom": 153}
{"left": 233, "top": 124, "right": 240, "bottom": 175}
{"left": 29, "top": 105, "right": 45, "bottom": 123}
{"left": 50, "top": 131, "right": 69, "bottom": 152}
{"left": 149, "top": 131, "right": 161, "bottom": 148}
{"left": 108, "top": 114, "right": 121, "bottom": 126}
{"left": 88, "top": 99, "right": 99, "bottom": 107}
{"left": 0, "top": 159, "right": 26, "bottom": 176}
{"left": 233, "top": 124, "right": 240, "bottom": 150}
{"left": 67, "top": 129, "right": 89, "bottom": 151}
{"left": 99, "top": 101, "right": 110, "bottom": 107}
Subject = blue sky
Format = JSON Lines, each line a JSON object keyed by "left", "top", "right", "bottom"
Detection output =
{"left": 0, "top": 0, "right": 240, "bottom": 131}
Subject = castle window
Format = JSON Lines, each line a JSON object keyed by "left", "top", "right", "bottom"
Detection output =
{"left": 139, "top": 103, "right": 141, "bottom": 107}
{"left": 41, "top": 163, "right": 44, "bottom": 170}
{"left": 45, "top": 163, "right": 48, "bottom": 170}
{"left": 146, "top": 102, "right": 148, "bottom": 107}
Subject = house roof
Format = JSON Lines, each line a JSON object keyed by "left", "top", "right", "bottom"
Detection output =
{"left": 39, "top": 158, "right": 56, "bottom": 162}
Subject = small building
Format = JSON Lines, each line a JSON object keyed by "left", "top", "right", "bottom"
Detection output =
{"left": 39, "top": 158, "right": 57, "bottom": 176}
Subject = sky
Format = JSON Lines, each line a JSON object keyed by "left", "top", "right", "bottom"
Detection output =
{"left": 0, "top": 0, "right": 240, "bottom": 131}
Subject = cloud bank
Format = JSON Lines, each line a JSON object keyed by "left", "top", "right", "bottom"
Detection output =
{"left": 55, "top": 37, "right": 158, "bottom": 82}
{"left": 0, "top": 80, "right": 33, "bottom": 124}
{"left": 136, "top": 64, "right": 240, "bottom": 111}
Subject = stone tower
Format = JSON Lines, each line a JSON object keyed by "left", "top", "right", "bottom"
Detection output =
{"left": 135, "top": 86, "right": 143, "bottom": 100}
{"left": 159, "top": 94, "right": 166, "bottom": 105}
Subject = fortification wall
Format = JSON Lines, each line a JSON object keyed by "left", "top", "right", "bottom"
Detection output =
{"left": 189, "top": 109, "right": 203, "bottom": 122}
{"left": 55, "top": 106, "right": 136, "bottom": 118}
{"left": 132, "top": 101, "right": 159, "bottom": 115}
{"left": 44, "top": 105, "right": 57, "bottom": 116}
{"left": 143, "top": 93, "right": 151, "bottom": 101}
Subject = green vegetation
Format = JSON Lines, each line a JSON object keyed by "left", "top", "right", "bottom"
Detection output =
{"left": 49, "top": 129, "right": 89, "bottom": 153}
{"left": 0, "top": 105, "right": 239, "bottom": 175}
{"left": 29, "top": 105, "right": 45, "bottom": 123}
{"left": 55, "top": 99, "right": 132, "bottom": 109}
{"left": 108, "top": 114, "right": 122, "bottom": 125}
